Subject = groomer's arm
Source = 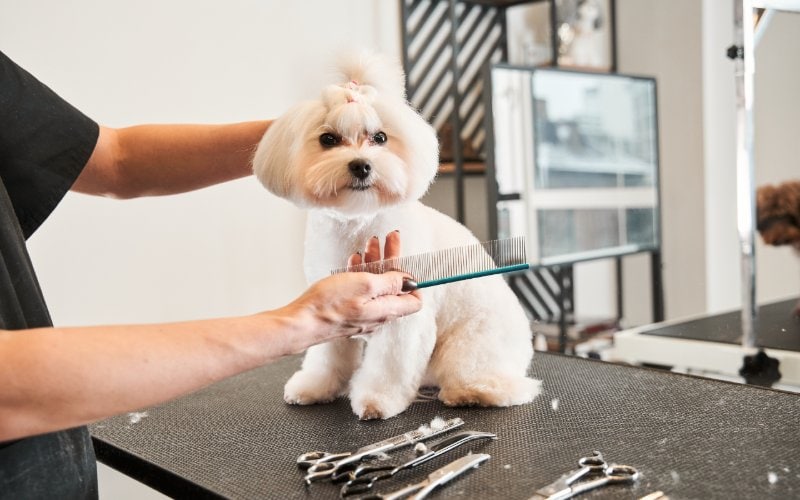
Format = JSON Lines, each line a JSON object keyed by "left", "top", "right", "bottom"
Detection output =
{"left": 0, "top": 262, "right": 419, "bottom": 442}
{"left": 71, "top": 122, "right": 270, "bottom": 197}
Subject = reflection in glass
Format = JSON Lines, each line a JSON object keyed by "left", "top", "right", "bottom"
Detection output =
{"left": 529, "top": 69, "right": 660, "bottom": 264}
{"left": 532, "top": 71, "right": 656, "bottom": 190}
{"left": 489, "top": 66, "right": 660, "bottom": 265}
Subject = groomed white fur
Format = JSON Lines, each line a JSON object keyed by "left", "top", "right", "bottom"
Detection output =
{"left": 253, "top": 52, "right": 541, "bottom": 420}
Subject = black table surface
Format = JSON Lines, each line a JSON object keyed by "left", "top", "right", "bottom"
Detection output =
{"left": 91, "top": 353, "right": 800, "bottom": 500}
{"left": 640, "top": 297, "right": 800, "bottom": 351}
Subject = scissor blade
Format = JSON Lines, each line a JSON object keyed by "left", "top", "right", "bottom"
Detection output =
{"left": 431, "top": 430, "right": 495, "bottom": 451}
{"left": 356, "top": 417, "right": 465, "bottom": 454}
{"left": 411, "top": 430, "right": 496, "bottom": 467}
{"left": 371, "top": 453, "right": 490, "bottom": 500}
{"left": 422, "top": 453, "right": 490, "bottom": 490}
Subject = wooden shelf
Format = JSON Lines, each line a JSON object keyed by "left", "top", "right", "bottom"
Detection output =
{"left": 437, "top": 161, "right": 486, "bottom": 175}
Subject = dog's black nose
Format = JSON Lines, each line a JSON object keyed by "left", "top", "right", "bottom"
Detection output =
{"left": 348, "top": 159, "right": 372, "bottom": 180}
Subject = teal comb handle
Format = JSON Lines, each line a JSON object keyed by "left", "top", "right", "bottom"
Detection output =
{"left": 402, "top": 263, "right": 530, "bottom": 291}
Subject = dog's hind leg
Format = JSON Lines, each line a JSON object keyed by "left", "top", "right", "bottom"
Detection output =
{"left": 283, "top": 338, "right": 363, "bottom": 405}
{"left": 437, "top": 370, "right": 542, "bottom": 407}
{"left": 348, "top": 315, "right": 437, "bottom": 420}
{"left": 431, "top": 315, "right": 541, "bottom": 408}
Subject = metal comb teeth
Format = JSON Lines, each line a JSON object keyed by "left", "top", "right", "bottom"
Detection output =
{"left": 331, "top": 236, "right": 529, "bottom": 289}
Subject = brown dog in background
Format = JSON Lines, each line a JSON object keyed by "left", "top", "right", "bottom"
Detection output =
{"left": 757, "top": 179, "right": 800, "bottom": 316}
{"left": 757, "top": 180, "right": 800, "bottom": 249}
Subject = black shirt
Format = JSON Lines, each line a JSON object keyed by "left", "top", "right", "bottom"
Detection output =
{"left": 0, "top": 51, "right": 100, "bottom": 498}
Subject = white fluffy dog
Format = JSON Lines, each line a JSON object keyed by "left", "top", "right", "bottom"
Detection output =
{"left": 253, "top": 53, "right": 540, "bottom": 420}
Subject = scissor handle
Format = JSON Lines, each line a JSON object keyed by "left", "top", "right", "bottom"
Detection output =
{"left": 331, "top": 461, "right": 393, "bottom": 483}
{"left": 304, "top": 450, "right": 387, "bottom": 483}
{"left": 577, "top": 451, "right": 607, "bottom": 471}
{"left": 604, "top": 464, "right": 640, "bottom": 482}
{"left": 349, "top": 462, "right": 397, "bottom": 479}
{"left": 340, "top": 474, "right": 388, "bottom": 497}
{"left": 563, "top": 464, "right": 640, "bottom": 499}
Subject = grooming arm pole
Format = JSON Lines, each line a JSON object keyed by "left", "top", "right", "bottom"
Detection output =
{"left": 733, "top": 0, "right": 758, "bottom": 349}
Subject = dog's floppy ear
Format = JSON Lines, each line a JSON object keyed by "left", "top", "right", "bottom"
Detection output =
{"left": 252, "top": 101, "right": 323, "bottom": 199}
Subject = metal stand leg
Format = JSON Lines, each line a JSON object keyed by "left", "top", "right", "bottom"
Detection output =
{"left": 733, "top": 0, "right": 759, "bottom": 348}
{"left": 558, "top": 265, "right": 570, "bottom": 354}
{"left": 651, "top": 250, "right": 665, "bottom": 323}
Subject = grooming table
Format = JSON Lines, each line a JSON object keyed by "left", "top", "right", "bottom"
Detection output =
{"left": 613, "top": 297, "right": 800, "bottom": 388}
{"left": 91, "top": 353, "right": 800, "bottom": 499}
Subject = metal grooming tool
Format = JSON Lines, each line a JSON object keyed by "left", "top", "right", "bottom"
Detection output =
{"left": 331, "top": 236, "right": 529, "bottom": 290}
{"left": 338, "top": 430, "right": 496, "bottom": 495}
{"left": 297, "top": 417, "right": 464, "bottom": 483}
{"left": 360, "top": 452, "right": 490, "bottom": 500}
{"left": 528, "top": 451, "right": 639, "bottom": 500}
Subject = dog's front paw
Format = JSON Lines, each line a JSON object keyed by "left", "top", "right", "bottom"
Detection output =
{"left": 350, "top": 391, "right": 413, "bottom": 420}
{"left": 284, "top": 370, "right": 343, "bottom": 405}
{"left": 439, "top": 375, "right": 542, "bottom": 407}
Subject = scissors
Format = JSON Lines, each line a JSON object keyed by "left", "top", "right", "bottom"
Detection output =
{"left": 339, "top": 430, "right": 496, "bottom": 495}
{"left": 528, "top": 451, "right": 639, "bottom": 500}
{"left": 297, "top": 417, "right": 464, "bottom": 483}
{"left": 361, "top": 452, "right": 490, "bottom": 500}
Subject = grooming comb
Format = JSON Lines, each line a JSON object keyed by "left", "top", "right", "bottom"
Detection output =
{"left": 331, "top": 236, "right": 529, "bottom": 290}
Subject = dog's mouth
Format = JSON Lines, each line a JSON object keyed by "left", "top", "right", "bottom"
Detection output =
{"left": 348, "top": 180, "right": 373, "bottom": 191}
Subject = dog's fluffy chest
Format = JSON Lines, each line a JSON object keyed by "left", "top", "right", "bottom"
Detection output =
{"left": 301, "top": 201, "right": 477, "bottom": 284}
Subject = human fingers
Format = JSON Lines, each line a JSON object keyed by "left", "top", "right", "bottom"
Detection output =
{"left": 359, "top": 272, "right": 422, "bottom": 321}
{"left": 348, "top": 252, "right": 363, "bottom": 267}
{"left": 368, "top": 271, "right": 418, "bottom": 298}
{"left": 364, "top": 235, "right": 381, "bottom": 263}
{"left": 383, "top": 230, "right": 401, "bottom": 260}
{"left": 364, "top": 292, "right": 422, "bottom": 321}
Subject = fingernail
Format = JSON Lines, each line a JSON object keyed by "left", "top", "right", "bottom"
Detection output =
{"left": 393, "top": 229, "right": 400, "bottom": 233}
{"left": 402, "top": 278, "right": 418, "bottom": 292}
{"left": 372, "top": 235, "right": 379, "bottom": 240}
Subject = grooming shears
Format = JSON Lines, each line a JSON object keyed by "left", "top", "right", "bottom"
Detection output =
{"left": 339, "top": 430, "right": 496, "bottom": 495}
{"left": 360, "top": 452, "right": 490, "bottom": 500}
{"left": 297, "top": 417, "right": 464, "bottom": 483}
{"left": 528, "top": 451, "right": 639, "bottom": 500}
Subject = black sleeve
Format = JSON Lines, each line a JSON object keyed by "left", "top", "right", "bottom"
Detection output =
{"left": 0, "top": 50, "right": 99, "bottom": 238}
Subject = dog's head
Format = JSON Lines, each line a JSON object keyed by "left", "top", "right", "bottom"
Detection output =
{"left": 756, "top": 180, "right": 800, "bottom": 248}
{"left": 252, "top": 52, "right": 439, "bottom": 217}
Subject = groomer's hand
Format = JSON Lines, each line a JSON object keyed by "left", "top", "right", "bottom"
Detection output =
{"left": 283, "top": 231, "right": 421, "bottom": 344}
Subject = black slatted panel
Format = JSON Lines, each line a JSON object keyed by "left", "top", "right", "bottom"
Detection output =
{"left": 509, "top": 267, "right": 574, "bottom": 322}
{"left": 402, "top": 0, "right": 507, "bottom": 159}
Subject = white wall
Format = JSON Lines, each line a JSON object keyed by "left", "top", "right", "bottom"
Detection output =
{"left": 0, "top": 1, "right": 401, "bottom": 498}
{"left": 616, "top": 0, "right": 708, "bottom": 324}
{"left": 0, "top": 0, "right": 400, "bottom": 325}
{"left": 702, "top": 0, "right": 740, "bottom": 313}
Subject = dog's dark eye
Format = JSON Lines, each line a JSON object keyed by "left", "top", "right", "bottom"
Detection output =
{"left": 319, "top": 133, "right": 341, "bottom": 147}
{"left": 371, "top": 131, "right": 388, "bottom": 145}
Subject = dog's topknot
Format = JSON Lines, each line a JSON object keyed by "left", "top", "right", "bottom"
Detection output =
{"left": 334, "top": 51, "right": 407, "bottom": 100}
